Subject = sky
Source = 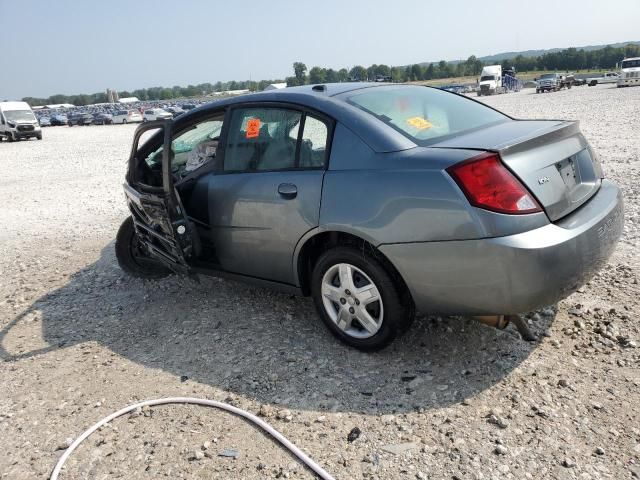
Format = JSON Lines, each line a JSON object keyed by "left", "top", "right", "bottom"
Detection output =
{"left": 1, "top": 0, "right": 638, "bottom": 99}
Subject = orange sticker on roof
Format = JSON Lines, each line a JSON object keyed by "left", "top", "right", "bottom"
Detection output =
{"left": 246, "top": 118, "right": 261, "bottom": 138}
{"left": 406, "top": 117, "right": 433, "bottom": 130}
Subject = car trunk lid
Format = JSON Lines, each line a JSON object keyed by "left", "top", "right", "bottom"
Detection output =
{"left": 433, "top": 120, "right": 602, "bottom": 221}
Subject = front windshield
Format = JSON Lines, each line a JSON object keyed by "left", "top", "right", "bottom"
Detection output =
{"left": 622, "top": 59, "right": 640, "bottom": 69}
{"left": 345, "top": 85, "right": 508, "bottom": 145}
{"left": 4, "top": 110, "right": 36, "bottom": 122}
{"left": 480, "top": 75, "right": 495, "bottom": 81}
{"left": 540, "top": 74, "right": 557, "bottom": 79}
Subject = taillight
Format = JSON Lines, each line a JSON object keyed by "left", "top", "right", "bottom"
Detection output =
{"left": 447, "top": 152, "right": 542, "bottom": 215}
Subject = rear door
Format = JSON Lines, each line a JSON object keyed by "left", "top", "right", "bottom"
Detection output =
{"left": 208, "top": 105, "right": 331, "bottom": 284}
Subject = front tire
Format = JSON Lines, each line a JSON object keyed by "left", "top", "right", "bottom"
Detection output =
{"left": 311, "top": 246, "right": 414, "bottom": 351}
{"left": 115, "top": 217, "right": 171, "bottom": 279}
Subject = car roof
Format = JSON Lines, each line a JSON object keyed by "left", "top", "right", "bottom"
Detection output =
{"left": 279, "top": 82, "right": 380, "bottom": 97}
{"left": 179, "top": 83, "right": 417, "bottom": 152}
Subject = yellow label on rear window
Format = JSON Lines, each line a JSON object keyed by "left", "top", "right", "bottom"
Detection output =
{"left": 406, "top": 117, "right": 433, "bottom": 130}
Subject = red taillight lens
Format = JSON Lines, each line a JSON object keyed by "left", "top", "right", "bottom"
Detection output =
{"left": 447, "top": 152, "right": 542, "bottom": 215}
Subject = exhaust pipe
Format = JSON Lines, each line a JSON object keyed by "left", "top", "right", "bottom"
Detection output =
{"left": 473, "top": 314, "right": 537, "bottom": 342}
{"left": 473, "top": 315, "right": 509, "bottom": 330}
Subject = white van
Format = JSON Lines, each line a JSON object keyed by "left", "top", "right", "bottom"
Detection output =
{"left": 0, "top": 101, "right": 42, "bottom": 141}
{"left": 112, "top": 109, "right": 143, "bottom": 124}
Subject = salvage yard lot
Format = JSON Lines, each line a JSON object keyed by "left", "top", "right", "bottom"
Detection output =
{"left": 0, "top": 85, "right": 639, "bottom": 479}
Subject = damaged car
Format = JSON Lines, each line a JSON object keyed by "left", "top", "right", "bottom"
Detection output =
{"left": 116, "top": 83, "right": 623, "bottom": 351}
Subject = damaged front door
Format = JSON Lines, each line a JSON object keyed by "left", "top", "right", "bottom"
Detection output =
{"left": 124, "top": 120, "right": 199, "bottom": 274}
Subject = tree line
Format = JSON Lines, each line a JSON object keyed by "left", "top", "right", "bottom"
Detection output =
{"left": 288, "top": 44, "right": 639, "bottom": 85}
{"left": 285, "top": 57, "right": 485, "bottom": 85}
{"left": 499, "top": 44, "right": 640, "bottom": 73}
{"left": 21, "top": 43, "right": 639, "bottom": 107}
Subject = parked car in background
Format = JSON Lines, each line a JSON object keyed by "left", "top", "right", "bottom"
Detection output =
{"left": 441, "top": 84, "right": 466, "bottom": 94}
{"left": 116, "top": 83, "right": 623, "bottom": 351}
{"left": 92, "top": 112, "right": 113, "bottom": 125}
{"left": 181, "top": 103, "right": 197, "bottom": 111}
{"left": 38, "top": 116, "right": 52, "bottom": 127}
{"left": 50, "top": 113, "right": 68, "bottom": 126}
{"left": 166, "top": 106, "right": 185, "bottom": 118}
{"left": 0, "top": 101, "right": 42, "bottom": 141}
{"left": 67, "top": 112, "right": 94, "bottom": 126}
{"left": 587, "top": 72, "right": 620, "bottom": 86}
{"left": 535, "top": 73, "right": 573, "bottom": 93}
{"left": 112, "top": 110, "right": 143, "bottom": 124}
{"left": 143, "top": 108, "right": 173, "bottom": 121}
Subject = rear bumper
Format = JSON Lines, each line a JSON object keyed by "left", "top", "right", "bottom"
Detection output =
{"left": 380, "top": 180, "right": 624, "bottom": 315}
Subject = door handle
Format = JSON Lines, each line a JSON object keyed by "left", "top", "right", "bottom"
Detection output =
{"left": 277, "top": 183, "right": 297, "bottom": 198}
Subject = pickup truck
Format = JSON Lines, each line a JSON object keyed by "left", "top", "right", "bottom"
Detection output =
{"left": 587, "top": 72, "right": 620, "bottom": 86}
{"left": 535, "top": 73, "right": 574, "bottom": 93}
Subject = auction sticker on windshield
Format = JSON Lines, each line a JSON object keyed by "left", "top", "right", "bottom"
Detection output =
{"left": 406, "top": 116, "right": 433, "bottom": 130}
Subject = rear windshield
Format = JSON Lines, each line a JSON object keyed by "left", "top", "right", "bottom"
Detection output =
{"left": 540, "top": 74, "right": 557, "bottom": 79}
{"left": 345, "top": 85, "right": 508, "bottom": 145}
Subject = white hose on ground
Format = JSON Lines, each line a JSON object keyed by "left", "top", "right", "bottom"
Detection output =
{"left": 50, "top": 397, "right": 336, "bottom": 480}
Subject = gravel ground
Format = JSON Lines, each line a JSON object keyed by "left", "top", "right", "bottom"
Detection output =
{"left": 0, "top": 85, "right": 639, "bottom": 480}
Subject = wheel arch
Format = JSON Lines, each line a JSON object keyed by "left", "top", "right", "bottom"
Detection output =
{"left": 294, "top": 228, "right": 413, "bottom": 304}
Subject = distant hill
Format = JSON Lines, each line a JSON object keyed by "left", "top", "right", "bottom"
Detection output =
{"left": 478, "top": 41, "right": 640, "bottom": 63}
{"left": 416, "top": 41, "right": 640, "bottom": 66}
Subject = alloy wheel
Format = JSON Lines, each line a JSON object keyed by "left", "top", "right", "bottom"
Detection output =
{"left": 321, "top": 263, "right": 384, "bottom": 338}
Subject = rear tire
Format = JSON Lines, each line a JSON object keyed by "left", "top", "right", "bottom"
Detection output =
{"left": 115, "top": 217, "right": 171, "bottom": 279}
{"left": 310, "top": 246, "right": 414, "bottom": 351}
{"left": 122, "top": 119, "right": 127, "bottom": 124}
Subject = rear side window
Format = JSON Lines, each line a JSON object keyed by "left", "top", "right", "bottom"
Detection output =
{"left": 299, "top": 115, "right": 328, "bottom": 168}
{"left": 224, "top": 108, "right": 302, "bottom": 171}
{"left": 345, "top": 85, "right": 507, "bottom": 146}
